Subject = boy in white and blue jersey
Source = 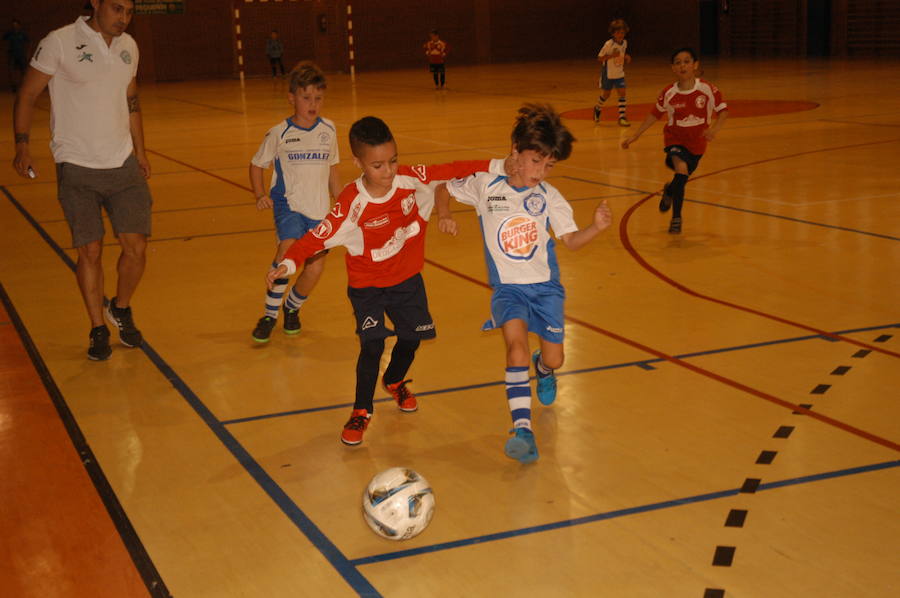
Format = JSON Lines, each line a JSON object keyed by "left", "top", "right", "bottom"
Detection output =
{"left": 249, "top": 62, "right": 342, "bottom": 342}
{"left": 435, "top": 104, "right": 612, "bottom": 464}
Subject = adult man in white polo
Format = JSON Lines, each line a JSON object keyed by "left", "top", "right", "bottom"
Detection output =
{"left": 12, "top": 0, "right": 152, "bottom": 360}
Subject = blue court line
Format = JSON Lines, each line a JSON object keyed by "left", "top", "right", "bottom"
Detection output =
{"left": 349, "top": 460, "right": 900, "bottom": 567}
{"left": 220, "top": 322, "right": 900, "bottom": 426}
{"left": 2, "top": 186, "right": 382, "bottom": 598}
{"left": 559, "top": 175, "right": 899, "bottom": 241}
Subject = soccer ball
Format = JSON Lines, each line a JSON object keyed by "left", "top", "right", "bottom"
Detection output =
{"left": 362, "top": 467, "right": 435, "bottom": 541}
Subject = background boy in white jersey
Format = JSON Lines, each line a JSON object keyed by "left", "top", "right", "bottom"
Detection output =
{"left": 435, "top": 104, "right": 613, "bottom": 464}
{"left": 266, "top": 116, "right": 506, "bottom": 446}
{"left": 249, "top": 62, "right": 342, "bottom": 342}
{"left": 622, "top": 47, "right": 728, "bottom": 234}
{"left": 593, "top": 19, "right": 631, "bottom": 126}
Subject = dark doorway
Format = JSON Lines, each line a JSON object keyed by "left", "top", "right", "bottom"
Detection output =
{"left": 807, "top": 0, "right": 831, "bottom": 56}
{"left": 700, "top": 0, "right": 719, "bottom": 55}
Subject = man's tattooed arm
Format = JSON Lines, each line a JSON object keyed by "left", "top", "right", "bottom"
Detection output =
{"left": 128, "top": 95, "right": 140, "bottom": 113}
{"left": 14, "top": 133, "right": 29, "bottom": 144}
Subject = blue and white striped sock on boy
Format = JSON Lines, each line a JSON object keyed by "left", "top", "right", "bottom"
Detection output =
{"left": 284, "top": 287, "right": 308, "bottom": 312}
{"left": 265, "top": 261, "right": 288, "bottom": 318}
{"left": 505, "top": 366, "right": 532, "bottom": 430}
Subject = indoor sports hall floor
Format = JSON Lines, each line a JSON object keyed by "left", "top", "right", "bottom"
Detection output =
{"left": 1, "top": 58, "right": 898, "bottom": 597}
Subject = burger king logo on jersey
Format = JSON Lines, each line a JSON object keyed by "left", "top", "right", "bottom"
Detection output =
{"left": 497, "top": 215, "right": 539, "bottom": 261}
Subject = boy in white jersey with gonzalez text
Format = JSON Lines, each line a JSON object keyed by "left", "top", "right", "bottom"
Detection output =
{"left": 267, "top": 116, "right": 507, "bottom": 446}
{"left": 250, "top": 62, "right": 342, "bottom": 342}
{"left": 435, "top": 104, "right": 613, "bottom": 464}
{"left": 622, "top": 47, "right": 728, "bottom": 234}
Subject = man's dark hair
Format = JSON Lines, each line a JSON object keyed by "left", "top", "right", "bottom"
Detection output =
{"left": 510, "top": 103, "right": 575, "bottom": 161}
{"left": 349, "top": 116, "right": 394, "bottom": 157}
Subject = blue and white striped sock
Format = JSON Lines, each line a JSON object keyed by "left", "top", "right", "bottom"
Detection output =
{"left": 618, "top": 96, "right": 627, "bottom": 119}
{"left": 265, "top": 261, "right": 288, "bottom": 318}
{"left": 505, "top": 366, "right": 532, "bottom": 430}
{"left": 284, "top": 287, "right": 307, "bottom": 312}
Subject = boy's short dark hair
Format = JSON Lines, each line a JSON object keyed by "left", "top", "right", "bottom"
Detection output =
{"left": 671, "top": 46, "right": 698, "bottom": 63}
{"left": 349, "top": 116, "right": 394, "bottom": 157}
{"left": 609, "top": 19, "right": 629, "bottom": 34}
{"left": 289, "top": 61, "right": 326, "bottom": 93}
{"left": 510, "top": 104, "right": 575, "bottom": 161}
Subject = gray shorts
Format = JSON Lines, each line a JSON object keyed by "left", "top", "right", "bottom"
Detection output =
{"left": 56, "top": 154, "right": 153, "bottom": 247}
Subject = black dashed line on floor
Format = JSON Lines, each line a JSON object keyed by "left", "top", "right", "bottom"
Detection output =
{"left": 712, "top": 546, "right": 736, "bottom": 566}
{"left": 755, "top": 450, "right": 778, "bottom": 464}
{"left": 704, "top": 337, "right": 877, "bottom": 596}
{"left": 739, "top": 478, "right": 762, "bottom": 493}
{"left": 724, "top": 509, "right": 748, "bottom": 528}
{"left": 773, "top": 425, "right": 795, "bottom": 438}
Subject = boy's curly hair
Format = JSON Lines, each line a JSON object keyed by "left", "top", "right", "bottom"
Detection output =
{"left": 510, "top": 104, "right": 575, "bottom": 161}
{"left": 609, "top": 19, "right": 629, "bottom": 34}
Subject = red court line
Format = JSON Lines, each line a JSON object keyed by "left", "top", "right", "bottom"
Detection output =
{"left": 619, "top": 137, "right": 900, "bottom": 360}
{"left": 423, "top": 258, "right": 900, "bottom": 453}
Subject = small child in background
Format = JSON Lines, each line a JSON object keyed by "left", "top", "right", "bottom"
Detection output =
{"left": 593, "top": 19, "right": 631, "bottom": 126}
{"left": 621, "top": 47, "right": 728, "bottom": 234}
{"left": 249, "top": 62, "right": 342, "bottom": 342}
{"left": 267, "top": 116, "right": 507, "bottom": 446}
{"left": 435, "top": 104, "right": 613, "bottom": 464}
{"left": 424, "top": 29, "right": 448, "bottom": 89}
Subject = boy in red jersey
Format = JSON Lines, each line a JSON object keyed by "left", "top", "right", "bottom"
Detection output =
{"left": 266, "top": 116, "right": 505, "bottom": 446}
{"left": 621, "top": 47, "right": 728, "bottom": 233}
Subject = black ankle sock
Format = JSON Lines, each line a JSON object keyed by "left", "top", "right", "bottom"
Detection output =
{"left": 355, "top": 338, "right": 385, "bottom": 412}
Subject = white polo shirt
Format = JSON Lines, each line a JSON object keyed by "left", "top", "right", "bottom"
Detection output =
{"left": 31, "top": 17, "right": 138, "bottom": 169}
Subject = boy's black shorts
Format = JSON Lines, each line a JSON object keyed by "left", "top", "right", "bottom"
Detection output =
{"left": 347, "top": 273, "right": 436, "bottom": 343}
{"left": 664, "top": 145, "right": 703, "bottom": 175}
{"left": 429, "top": 63, "right": 445, "bottom": 74}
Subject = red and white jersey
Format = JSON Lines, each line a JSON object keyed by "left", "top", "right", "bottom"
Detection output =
{"left": 280, "top": 159, "right": 504, "bottom": 288}
{"left": 651, "top": 78, "right": 727, "bottom": 155}
{"left": 424, "top": 39, "right": 448, "bottom": 64}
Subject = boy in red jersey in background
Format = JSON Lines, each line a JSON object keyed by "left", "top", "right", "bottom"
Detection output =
{"left": 621, "top": 47, "right": 728, "bottom": 234}
{"left": 424, "top": 29, "right": 448, "bottom": 89}
{"left": 267, "top": 116, "right": 506, "bottom": 446}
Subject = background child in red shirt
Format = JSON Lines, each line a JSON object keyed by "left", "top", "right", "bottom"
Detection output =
{"left": 424, "top": 29, "right": 448, "bottom": 89}
{"left": 621, "top": 47, "right": 728, "bottom": 234}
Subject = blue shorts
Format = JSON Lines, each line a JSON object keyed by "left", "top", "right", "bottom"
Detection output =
{"left": 600, "top": 73, "right": 626, "bottom": 91}
{"left": 274, "top": 207, "right": 321, "bottom": 242}
{"left": 482, "top": 282, "right": 565, "bottom": 344}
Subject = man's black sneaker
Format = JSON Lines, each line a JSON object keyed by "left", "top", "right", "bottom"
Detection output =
{"left": 88, "top": 325, "right": 112, "bottom": 361}
{"left": 252, "top": 315, "right": 277, "bottom": 343}
{"left": 668, "top": 217, "right": 682, "bottom": 234}
{"left": 283, "top": 306, "right": 301, "bottom": 335}
{"left": 105, "top": 297, "right": 143, "bottom": 347}
{"left": 659, "top": 184, "right": 672, "bottom": 212}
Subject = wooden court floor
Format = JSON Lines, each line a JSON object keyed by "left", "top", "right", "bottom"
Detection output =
{"left": 1, "top": 58, "right": 898, "bottom": 597}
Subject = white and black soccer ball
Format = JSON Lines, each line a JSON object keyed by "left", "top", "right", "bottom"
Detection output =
{"left": 362, "top": 467, "right": 435, "bottom": 541}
